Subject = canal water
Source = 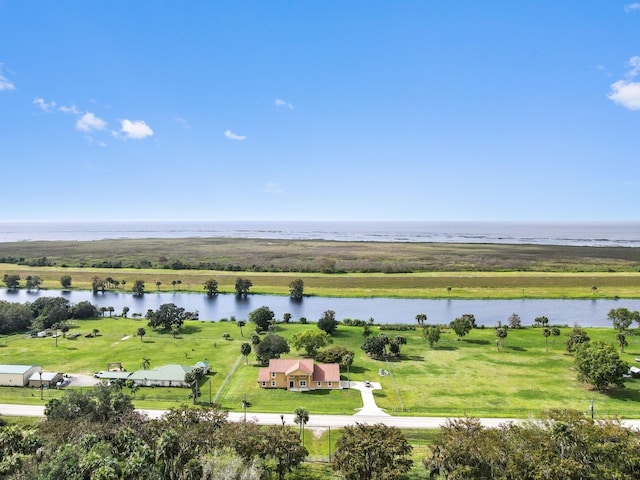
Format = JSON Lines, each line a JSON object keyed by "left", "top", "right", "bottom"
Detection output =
{"left": 1, "top": 289, "right": 638, "bottom": 327}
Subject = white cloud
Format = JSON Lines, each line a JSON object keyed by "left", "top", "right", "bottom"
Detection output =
{"left": 608, "top": 56, "right": 640, "bottom": 110}
{"left": 33, "top": 97, "right": 56, "bottom": 112}
{"left": 224, "top": 129, "right": 246, "bottom": 140}
{"left": 176, "top": 116, "right": 190, "bottom": 129}
{"left": 274, "top": 98, "right": 294, "bottom": 110}
{"left": 0, "top": 74, "right": 13, "bottom": 91}
{"left": 59, "top": 104, "right": 81, "bottom": 115}
{"left": 608, "top": 80, "right": 640, "bottom": 110}
{"left": 119, "top": 119, "right": 153, "bottom": 139}
{"left": 76, "top": 112, "right": 107, "bottom": 132}
{"left": 624, "top": 3, "right": 640, "bottom": 12}
{"left": 627, "top": 56, "right": 640, "bottom": 78}
{"left": 84, "top": 136, "right": 107, "bottom": 148}
{"left": 263, "top": 182, "right": 283, "bottom": 194}
{"left": 0, "top": 64, "right": 14, "bottom": 91}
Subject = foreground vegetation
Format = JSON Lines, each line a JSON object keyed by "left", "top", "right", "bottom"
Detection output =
{"left": 2, "top": 392, "right": 639, "bottom": 479}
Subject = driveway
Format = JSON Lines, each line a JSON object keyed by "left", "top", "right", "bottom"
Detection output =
{"left": 349, "top": 381, "right": 389, "bottom": 416}
{"left": 65, "top": 373, "right": 100, "bottom": 387}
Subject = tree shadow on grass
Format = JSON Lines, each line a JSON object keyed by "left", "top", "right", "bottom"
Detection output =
{"left": 348, "top": 366, "right": 367, "bottom": 375}
{"left": 507, "top": 346, "right": 527, "bottom": 352}
{"left": 407, "top": 355, "right": 424, "bottom": 361}
{"left": 464, "top": 339, "right": 490, "bottom": 345}
{"left": 435, "top": 345, "right": 457, "bottom": 351}
{"left": 600, "top": 385, "right": 640, "bottom": 402}
{"left": 180, "top": 325, "right": 202, "bottom": 335}
{"left": 141, "top": 340, "right": 156, "bottom": 344}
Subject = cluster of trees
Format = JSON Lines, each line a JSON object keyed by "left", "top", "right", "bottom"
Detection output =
{"left": 0, "top": 385, "right": 307, "bottom": 480}
{"left": 0, "top": 384, "right": 416, "bottom": 480}
{"left": 425, "top": 410, "right": 640, "bottom": 479}
{"left": 0, "top": 297, "right": 101, "bottom": 335}
{"left": 145, "top": 303, "right": 197, "bottom": 335}
{"left": 361, "top": 333, "right": 407, "bottom": 357}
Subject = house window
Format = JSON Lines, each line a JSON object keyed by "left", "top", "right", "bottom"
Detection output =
{"left": 271, "top": 372, "right": 276, "bottom": 378}
{"left": 262, "top": 381, "right": 267, "bottom": 387}
{"left": 317, "top": 381, "right": 322, "bottom": 387}
{"left": 300, "top": 380, "right": 306, "bottom": 387}
{"left": 271, "top": 380, "right": 276, "bottom": 387}
{"left": 327, "top": 382, "right": 332, "bottom": 387}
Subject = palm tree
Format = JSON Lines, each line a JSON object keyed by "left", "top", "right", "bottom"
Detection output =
{"left": 185, "top": 368, "right": 204, "bottom": 404}
{"left": 107, "top": 306, "right": 114, "bottom": 317}
{"left": 122, "top": 306, "right": 130, "bottom": 318}
{"left": 137, "top": 327, "right": 146, "bottom": 342}
{"left": 551, "top": 327, "right": 561, "bottom": 349}
{"left": 294, "top": 407, "right": 309, "bottom": 445}
{"left": 156, "top": 281, "right": 162, "bottom": 291}
{"left": 141, "top": 357, "right": 151, "bottom": 370}
{"left": 542, "top": 327, "right": 550, "bottom": 353}
{"left": 241, "top": 342, "right": 252, "bottom": 365}
{"left": 617, "top": 332, "right": 628, "bottom": 353}
{"left": 238, "top": 320, "right": 246, "bottom": 337}
{"left": 415, "top": 314, "right": 427, "bottom": 326}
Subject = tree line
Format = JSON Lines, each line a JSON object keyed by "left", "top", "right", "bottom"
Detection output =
{"left": 3, "top": 274, "right": 305, "bottom": 299}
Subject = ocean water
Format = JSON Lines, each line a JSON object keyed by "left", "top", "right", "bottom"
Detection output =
{"left": 0, "top": 220, "right": 638, "bottom": 246}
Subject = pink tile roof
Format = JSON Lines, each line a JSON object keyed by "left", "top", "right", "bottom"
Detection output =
{"left": 258, "top": 359, "right": 340, "bottom": 383}
{"left": 258, "top": 368, "right": 270, "bottom": 382}
{"left": 312, "top": 363, "right": 340, "bottom": 382}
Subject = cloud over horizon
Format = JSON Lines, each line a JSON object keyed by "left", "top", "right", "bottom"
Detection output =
{"left": 119, "top": 119, "right": 154, "bottom": 139}
{"left": 608, "top": 56, "right": 640, "bottom": 110}
{"left": 224, "top": 129, "right": 246, "bottom": 140}
{"left": 624, "top": 3, "right": 640, "bottom": 12}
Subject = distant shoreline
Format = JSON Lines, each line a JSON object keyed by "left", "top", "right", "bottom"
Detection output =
{"left": 1, "top": 220, "right": 639, "bottom": 247}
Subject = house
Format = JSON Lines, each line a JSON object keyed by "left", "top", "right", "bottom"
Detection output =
{"left": 28, "top": 371, "right": 63, "bottom": 388}
{"left": 127, "top": 364, "right": 196, "bottom": 387}
{"left": 258, "top": 359, "right": 341, "bottom": 391}
{"left": 0, "top": 365, "right": 42, "bottom": 387}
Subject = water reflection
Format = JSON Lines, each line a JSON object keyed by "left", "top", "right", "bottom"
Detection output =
{"left": 0, "top": 289, "right": 638, "bottom": 328}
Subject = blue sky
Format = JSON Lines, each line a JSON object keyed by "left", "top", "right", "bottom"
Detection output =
{"left": 1, "top": 1, "right": 639, "bottom": 222}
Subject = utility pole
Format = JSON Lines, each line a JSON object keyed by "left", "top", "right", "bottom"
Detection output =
{"left": 328, "top": 426, "right": 331, "bottom": 462}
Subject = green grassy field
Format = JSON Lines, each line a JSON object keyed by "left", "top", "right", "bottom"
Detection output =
{"left": 2, "top": 318, "right": 640, "bottom": 418}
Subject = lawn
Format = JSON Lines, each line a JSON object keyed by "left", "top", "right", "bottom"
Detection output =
{"left": 2, "top": 318, "right": 640, "bottom": 418}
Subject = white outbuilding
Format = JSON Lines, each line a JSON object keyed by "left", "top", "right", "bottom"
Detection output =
{"left": 0, "top": 365, "right": 42, "bottom": 387}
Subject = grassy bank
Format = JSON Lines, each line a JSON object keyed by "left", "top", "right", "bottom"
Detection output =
{"left": 3, "top": 265, "right": 640, "bottom": 299}
{"left": 2, "top": 318, "right": 640, "bottom": 418}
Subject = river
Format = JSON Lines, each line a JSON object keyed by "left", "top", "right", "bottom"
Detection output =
{"left": 2, "top": 289, "right": 639, "bottom": 327}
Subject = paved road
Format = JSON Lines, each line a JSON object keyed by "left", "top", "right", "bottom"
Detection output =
{"left": 3, "top": 403, "right": 640, "bottom": 430}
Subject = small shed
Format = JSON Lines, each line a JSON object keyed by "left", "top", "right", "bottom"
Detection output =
{"left": 0, "top": 365, "right": 42, "bottom": 387}
{"left": 28, "top": 371, "right": 63, "bottom": 388}
{"left": 194, "top": 361, "right": 210, "bottom": 374}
